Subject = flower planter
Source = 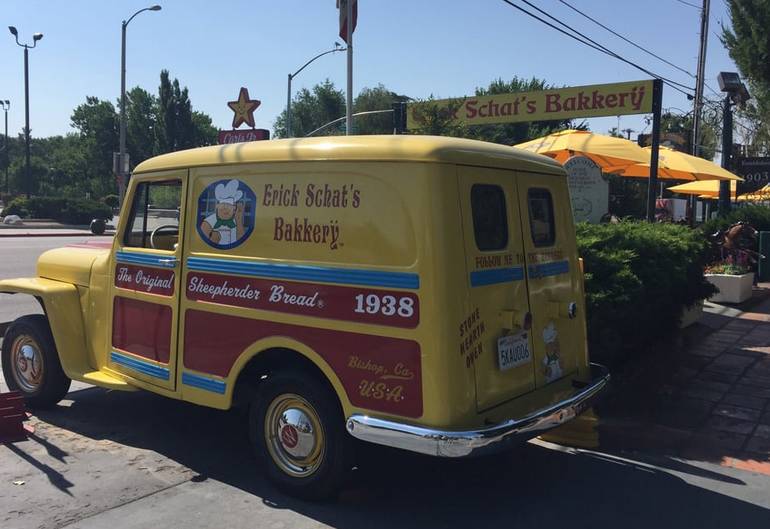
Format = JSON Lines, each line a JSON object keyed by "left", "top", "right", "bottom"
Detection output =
{"left": 705, "top": 272, "right": 754, "bottom": 304}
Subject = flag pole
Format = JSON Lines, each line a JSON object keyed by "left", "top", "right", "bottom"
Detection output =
{"left": 345, "top": 0, "right": 353, "bottom": 135}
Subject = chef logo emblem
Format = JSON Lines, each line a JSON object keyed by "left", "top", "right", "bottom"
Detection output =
{"left": 542, "top": 321, "right": 563, "bottom": 383}
{"left": 197, "top": 179, "right": 256, "bottom": 250}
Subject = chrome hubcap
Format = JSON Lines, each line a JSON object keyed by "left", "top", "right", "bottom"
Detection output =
{"left": 264, "top": 394, "right": 325, "bottom": 477}
{"left": 11, "top": 336, "right": 44, "bottom": 393}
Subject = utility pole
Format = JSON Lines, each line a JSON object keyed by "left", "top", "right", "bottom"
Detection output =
{"left": 691, "top": 0, "right": 710, "bottom": 158}
{"left": 345, "top": 0, "right": 353, "bottom": 135}
{"left": 690, "top": 0, "right": 710, "bottom": 225}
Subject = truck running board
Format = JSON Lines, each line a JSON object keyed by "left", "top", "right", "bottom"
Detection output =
{"left": 81, "top": 371, "right": 138, "bottom": 391}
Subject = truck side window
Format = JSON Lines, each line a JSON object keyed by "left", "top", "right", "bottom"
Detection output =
{"left": 471, "top": 184, "right": 508, "bottom": 251}
{"left": 527, "top": 188, "right": 556, "bottom": 247}
{"left": 124, "top": 180, "right": 182, "bottom": 250}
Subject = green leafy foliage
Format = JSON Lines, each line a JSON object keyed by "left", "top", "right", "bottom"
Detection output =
{"left": 577, "top": 222, "right": 716, "bottom": 365}
{"left": 102, "top": 194, "right": 120, "bottom": 208}
{"left": 4, "top": 196, "right": 112, "bottom": 224}
{"left": 274, "top": 80, "right": 346, "bottom": 138}
{"left": 701, "top": 204, "right": 770, "bottom": 235}
{"left": 722, "top": 0, "right": 770, "bottom": 154}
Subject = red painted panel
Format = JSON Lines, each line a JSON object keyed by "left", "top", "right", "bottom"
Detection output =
{"left": 183, "top": 310, "right": 422, "bottom": 417}
{"left": 112, "top": 297, "right": 172, "bottom": 363}
{"left": 115, "top": 264, "right": 175, "bottom": 296}
{"left": 186, "top": 272, "right": 419, "bottom": 328}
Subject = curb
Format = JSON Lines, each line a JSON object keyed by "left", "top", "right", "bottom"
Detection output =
{"left": 0, "top": 232, "right": 112, "bottom": 238}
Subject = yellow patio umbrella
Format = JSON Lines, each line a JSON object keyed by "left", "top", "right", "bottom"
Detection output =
{"left": 668, "top": 179, "right": 737, "bottom": 199}
{"left": 513, "top": 129, "right": 650, "bottom": 169}
{"left": 611, "top": 146, "right": 742, "bottom": 182}
{"left": 737, "top": 183, "right": 770, "bottom": 202}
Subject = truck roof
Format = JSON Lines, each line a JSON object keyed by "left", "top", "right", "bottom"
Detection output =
{"left": 133, "top": 135, "right": 564, "bottom": 175}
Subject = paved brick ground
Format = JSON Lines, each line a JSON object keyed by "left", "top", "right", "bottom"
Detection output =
{"left": 599, "top": 292, "right": 770, "bottom": 473}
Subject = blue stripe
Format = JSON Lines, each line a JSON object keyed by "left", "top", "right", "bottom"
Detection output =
{"left": 117, "top": 251, "right": 176, "bottom": 269}
{"left": 470, "top": 266, "right": 525, "bottom": 287}
{"left": 182, "top": 372, "right": 226, "bottom": 394}
{"left": 187, "top": 256, "right": 419, "bottom": 289}
{"left": 528, "top": 260, "right": 570, "bottom": 278}
{"left": 110, "top": 351, "right": 170, "bottom": 380}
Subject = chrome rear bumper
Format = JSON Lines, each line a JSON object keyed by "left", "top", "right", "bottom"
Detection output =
{"left": 346, "top": 363, "right": 609, "bottom": 457}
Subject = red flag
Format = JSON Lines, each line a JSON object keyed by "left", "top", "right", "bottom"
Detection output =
{"left": 337, "top": 0, "right": 358, "bottom": 43}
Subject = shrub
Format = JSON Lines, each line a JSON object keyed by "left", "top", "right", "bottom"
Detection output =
{"left": 701, "top": 204, "right": 770, "bottom": 235}
{"left": 3, "top": 196, "right": 112, "bottom": 225}
{"left": 102, "top": 194, "right": 120, "bottom": 209}
{"left": 577, "top": 221, "right": 716, "bottom": 365}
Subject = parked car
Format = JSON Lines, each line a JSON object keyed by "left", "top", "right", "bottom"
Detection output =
{"left": 1, "top": 135, "right": 609, "bottom": 499}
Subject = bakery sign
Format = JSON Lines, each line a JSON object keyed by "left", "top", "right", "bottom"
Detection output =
{"left": 407, "top": 80, "right": 654, "bottom": 129}
{"left": 218, "top": 87, "right": 270, "bottom": 144}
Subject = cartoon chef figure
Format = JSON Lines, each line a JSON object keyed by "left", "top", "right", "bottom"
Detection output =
{"left": 200, "top": 179, "right": 245, "bottom": 246}
{"left": 542, "top": 322, "right": 563, "bottom": 382}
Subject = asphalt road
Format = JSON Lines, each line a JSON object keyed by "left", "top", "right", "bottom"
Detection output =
{"left": 0, "top": 236, "right": 113, "bottom": 325}
{"left": 2, "top": 386, "right": 770, "bottom": 529}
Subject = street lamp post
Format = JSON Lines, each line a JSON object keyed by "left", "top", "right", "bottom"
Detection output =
{"left": 119, "top": 5, "right": 162, "bottom": 206}
{"left": 8, "top": 27, "right": 42, "bottom": 199}
{"left": 286, "top": 43, "right": 345, "bottom": 138}
{"left": 0, "top": 100, "right": 9, "bottom": 196}
{"left": 717, "top": 71, "right": 751, "bottom": 217}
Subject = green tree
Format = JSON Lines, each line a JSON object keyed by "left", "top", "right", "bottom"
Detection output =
{"left": 155, "top": 69, "right": 213, "bottom": 153}
{"left": 466, "top": 77, "right": 578, "bottom": 145}
{"left": 71, "top": 96, "right": 119, "bottom": 196}
{"left": 722, "top": 0, "right": 770, "bottom": 154}
{"left": 125, "top": 87, "right": 158, "bottom": 168}
{"left": 274, "top": 79, "right": 346, "bottom": 138}
{"left": 353, "top": 84, "right": 410, "bottom": 135}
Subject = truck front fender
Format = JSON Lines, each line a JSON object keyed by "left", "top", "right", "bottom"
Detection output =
{"left": 0, "top": 277, "right": 91, "bottom": 379}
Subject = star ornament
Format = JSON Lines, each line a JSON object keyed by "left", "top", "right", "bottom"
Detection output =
{"left": 227, "top": 87, "right": 260, "bottom": 129}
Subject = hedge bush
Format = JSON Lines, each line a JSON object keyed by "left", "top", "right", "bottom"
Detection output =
{"left": 3, "top": 196, "right": 113, "bottom": 225}
{"left": 102, "top": 194, "right": 120, "bottom": 209}
{"left": 700, "top": 204, "right": 770, "bottom": 236}
{"left": 577, "top": 221, "right": 716, "bottom": 365}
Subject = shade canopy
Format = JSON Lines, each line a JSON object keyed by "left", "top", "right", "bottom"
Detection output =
{"left": 737, "top": 183, "right": 770, "bottom": 202}
{"left": 610, "top": 146, "right": 743, "bottom": 182}
{"left": 668, "top": 179, "right": 737, "bottom": 198}
{"left": 513, "top": 129, "right": 650, "bottom": 169}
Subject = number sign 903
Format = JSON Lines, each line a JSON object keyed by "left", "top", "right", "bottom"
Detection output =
{"left": 354, "top": 293, "right": 415, "bottom": 318}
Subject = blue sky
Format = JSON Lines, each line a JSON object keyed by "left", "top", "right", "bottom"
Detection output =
{"left": 0, "top": 0, "right": 737, "bottom": 141}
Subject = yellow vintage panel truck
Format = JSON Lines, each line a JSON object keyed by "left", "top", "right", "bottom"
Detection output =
{"left": 1, "top": 135, "right": 609, "bottom": 499}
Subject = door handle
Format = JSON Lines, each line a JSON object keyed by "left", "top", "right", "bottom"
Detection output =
{"left": 157, "top": 258, "right": 178, "bottom": 268}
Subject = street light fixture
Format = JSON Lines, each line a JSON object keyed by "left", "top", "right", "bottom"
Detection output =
{"left": 717, "top": 71, "right": 751, "bottom": 216}
{"left": 118, "top": 5, "right": 162, "bottom": 206}
{"left": 8, "top": 26, "right": 43, "bottom": 199}
{"left": 286, "top": 43, "right": 345, "bottom": 138}
{"left": 0, "top": 100, "right": 9, "bottom": 196}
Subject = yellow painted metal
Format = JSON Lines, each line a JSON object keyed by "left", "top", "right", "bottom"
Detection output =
{"left": 37, "top": 247, "right": 105, "bottom": 287}
{"left": 133, "top": 135, "right": 563, "bottom": 176}
{"left": 4, "top": 135, "right": 597, "bottom": 434}
{"left": 513, "top": 129, "right": 650, "bottom": 170}
{"left": 0, "top": 277, "right": 94, "bottom": 383}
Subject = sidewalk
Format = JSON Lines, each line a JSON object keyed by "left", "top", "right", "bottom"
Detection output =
{"left": 598, "top": 286, "right": 770, "bottom": 474}
{"left": 0, "top": 218, "right": 116, "bottom": 237}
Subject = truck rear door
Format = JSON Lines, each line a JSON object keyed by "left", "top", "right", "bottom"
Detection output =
{"left": 459, "top": 166, "right": 536, "bottom": 411}
{"left": 516, "top": 174, "right": 585, "bottom": 388}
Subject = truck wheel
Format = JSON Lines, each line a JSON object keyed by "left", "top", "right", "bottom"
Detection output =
{"left": 249, "top": 371, "right": 352, "bottom": 500}
{"left": 2, "top": 315, "right": 71, "bottom": 408}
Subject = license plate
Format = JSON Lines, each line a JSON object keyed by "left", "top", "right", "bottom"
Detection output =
{"left": 497, "top": 331, "right": 532, "bottom": 371}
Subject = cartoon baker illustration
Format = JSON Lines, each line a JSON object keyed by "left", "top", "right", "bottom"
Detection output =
{"left": 200, "top": 179, "right": 246, "bottom": 246}
{"left": 542, "top": 321, "right": 563, "bottom": 382}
